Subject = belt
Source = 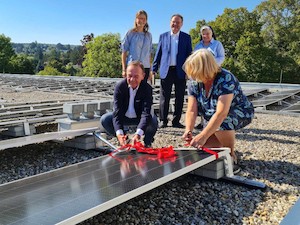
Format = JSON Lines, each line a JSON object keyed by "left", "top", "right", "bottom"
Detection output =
{"left": 169, "top": 66, "right": 176, "bottom": 69}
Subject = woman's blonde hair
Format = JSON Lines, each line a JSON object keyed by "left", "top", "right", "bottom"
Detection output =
{"left": 133, "top": 10, "right": 149, "bottom": 33}
{"left": 184, "top": 49, "right": 220, "bottom": 82}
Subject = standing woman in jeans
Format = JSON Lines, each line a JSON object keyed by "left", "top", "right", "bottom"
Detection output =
{"left": 121, "top": 10, "right": 152, "bottom": 83}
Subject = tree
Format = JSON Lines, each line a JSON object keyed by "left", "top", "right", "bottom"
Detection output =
{"left": 9, "top": 54, "right": 35, "bottom": 74}
{"left": 34, "top": 45, "right": 44, "bottom": 73}
{"left": 255, "top": 0, "right": 300, "bottom": 83}
{"left": 69, "top": 46, "right": 83, "bottom": 65}
{"left": 83, "top": 33, "right": 121, "bottom": 77}
{"left": 235, "top": 31, "right": 281, "bottom": 82}
{"left": 212, "top": 8, "right": 261, "bottom": 60}
{"left": 0, "top": 34, "right": 15, "bottom": 73}
{"left": 47, "top": 59, "right": 65, "bottom": 73}
{"left": 56, "top": 43, "right": 66, "bottom": 51}
{"left": 78, "top": 33, "right": 94, "bottom": 67}
{"left": 65, "top": 62, "right": 77, "bottom": 76}
{"left": 189, "top": 4, "right": 299, "bottom": 83}
{"left": 45, "top": 46, "right": 59, "bottom": 62}
{"left": 38, "top": 65, "right": 68, "bottom": 76}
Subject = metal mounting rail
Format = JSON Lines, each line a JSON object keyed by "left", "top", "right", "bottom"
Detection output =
{"left": 0, "top": 114, "right": 67, "bottom": 127}
{"left": 0, "top": 127, "right": 99, "bottom": 151}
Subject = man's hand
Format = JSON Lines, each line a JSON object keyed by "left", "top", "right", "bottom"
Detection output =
{"left": 131, "top": 134, "right": 141, "bottom": 145}
{"left": 117, "top": 134, "right": 128, "bottom": 146}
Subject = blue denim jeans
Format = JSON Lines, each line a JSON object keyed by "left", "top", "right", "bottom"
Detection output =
{"left": 100, "top": 112, "right": 158, "bottom": 146}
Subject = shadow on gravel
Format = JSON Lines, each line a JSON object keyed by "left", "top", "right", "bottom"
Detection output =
{"left": 236, "top": 128, "right": 300, "bottom": 145}
{"left": 241, "top": 158, "right": 300, "bottom": 187}
{"left": 243, "top": 128, "right": 300, "bottom": 137}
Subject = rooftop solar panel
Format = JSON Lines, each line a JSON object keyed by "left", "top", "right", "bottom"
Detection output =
{"left": 0, "top": 149, "right": 229, "bottom": 225}
{"left": 251, "top": 89, "right": 300, "bottom": 108}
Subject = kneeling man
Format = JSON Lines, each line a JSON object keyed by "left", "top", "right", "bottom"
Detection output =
{"left": 100, "top": 61, "right": 158, "bottom": 147}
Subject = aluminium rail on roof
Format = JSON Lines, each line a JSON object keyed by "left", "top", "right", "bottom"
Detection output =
{"left": 251, "top": 89, "right": 300, "bottom": 109}
{"left": 243, "top": 88, "right": 268, "bottom": 97}
{"left": 281, "top": 101, "right": 300, "bottom": 113}
{"left": 0, "top": 127, "right": 99, "bottom": 151}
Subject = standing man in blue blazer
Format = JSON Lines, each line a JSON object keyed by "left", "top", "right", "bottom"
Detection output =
{"left": 152, "top": 14, "right": 192, "bottom": 128}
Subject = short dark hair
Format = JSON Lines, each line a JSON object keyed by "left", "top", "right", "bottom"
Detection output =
{"left": 171, "top": 14, "right": 183, "bottom": 22}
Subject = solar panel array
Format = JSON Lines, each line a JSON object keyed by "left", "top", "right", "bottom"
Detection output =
{"left": 0, "top": 74, "right": 299, "bottom": 136}
{"left": 0, "top": 149, "right": 227, "bottom": 225}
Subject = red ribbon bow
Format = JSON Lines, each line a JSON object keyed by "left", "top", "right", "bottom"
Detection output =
{"left": 116, "top": 142, "right": 177, "bottom": 159}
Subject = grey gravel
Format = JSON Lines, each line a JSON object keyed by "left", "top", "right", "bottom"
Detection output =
{"left": 0, "top": 90, "right": 299, "bottom": 224}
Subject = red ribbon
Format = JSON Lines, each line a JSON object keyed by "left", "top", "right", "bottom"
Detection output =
{"left": 184, "top": 141, "right": 219, "bottom": 159}
{"left": 114, "top": 142, "right": 177, "bottom": 159}
{"left": 111, "top": 141, "right": 218, "bottom": 160}
{"left": 200, "top": 147, "right": 219, "bottom": 159}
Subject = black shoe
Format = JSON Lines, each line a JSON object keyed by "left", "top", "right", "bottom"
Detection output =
{"left": 195, "top": 123, "right": 203, "bottom": 130}
{"left": 232, "top": 157, "right": 241, "bottom": 175}
{"left": 159, "top": 122, "right": 168, "bottom": 128}
{"left": 172, "top": 122, "right": 184, "bottom": 128}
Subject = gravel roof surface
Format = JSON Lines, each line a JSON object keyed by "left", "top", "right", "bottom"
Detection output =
{"left": 0, "top": 85, "right": 299, "bottom": 225}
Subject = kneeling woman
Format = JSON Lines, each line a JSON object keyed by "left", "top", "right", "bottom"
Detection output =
{"left": 182, "top": 49, "right": 254, "bottom": 174}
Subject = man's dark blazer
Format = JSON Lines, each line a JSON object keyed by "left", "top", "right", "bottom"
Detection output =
{"left": 152, "top": 31, "right": 192, "bottom": 79}
{"left": 113, "top": 79, "right": 153, "bottom": 132}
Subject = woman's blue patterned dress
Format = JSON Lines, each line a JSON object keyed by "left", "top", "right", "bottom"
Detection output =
{"left": 187, "top": 69, "right": 254, "bottom": 130}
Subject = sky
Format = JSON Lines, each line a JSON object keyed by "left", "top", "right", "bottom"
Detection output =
{"left": 0, "top": 0, "right": 265, "bottom": 45}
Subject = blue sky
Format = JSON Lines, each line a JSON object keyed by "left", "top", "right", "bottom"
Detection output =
{"left": 0, "top": 0, "right": 265, "bottom": 45}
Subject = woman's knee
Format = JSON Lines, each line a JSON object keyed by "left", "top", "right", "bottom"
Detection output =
{"left": 215, "top": 130, "right": 235, "bottom": 148}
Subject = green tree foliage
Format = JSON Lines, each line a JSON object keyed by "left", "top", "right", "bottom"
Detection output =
{"left": 65, "top": 62, "right": 77, "bottom": 76}
{"left": 9, "top": 54, "right": 35, "bottom": 74}
{"left": 47, "top": 59, "right": 65, "bottom": 73}
{"left": 0, "top": 34, "right": 15, "bottom": 73}
{"left": 83, "top": 33, "right": 121, "bottom": 77}
{"left": 190, "top": 1, "right": 300, "bottom": 83}
{"left": 235, "top": 31, "right": 281, "bottom": 82}
{"left": 214, "top": 8, "right": 262, "bottom": 59}
{"left": 6, "top": 40, "right": 83, "bottom": 75}
{"left": 69, "top": 46, "right": 83, "bottom": 65}
{"left": 37, "top": 65, "right": 69, "bottom": 76}
{"left": 255, "top": 0, "right": 300, "bottom": 83}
